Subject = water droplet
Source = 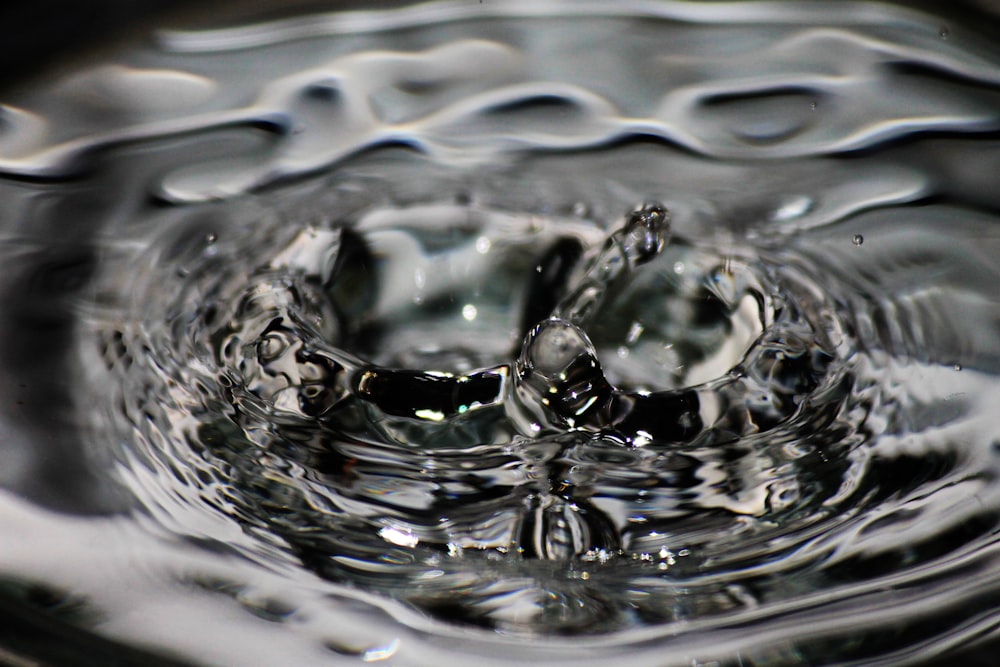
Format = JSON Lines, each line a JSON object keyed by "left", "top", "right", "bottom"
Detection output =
{"left": 553, "top": 204, "right": 670, "bottom": 326}
{"left": 515, "top": 318, "right": 611, "bottom": 428}
{"left": 852, "top": 234, "right": 864, "bottom": 246}
{"left": 621, "top": 204, "right": 671, "bottom": 266}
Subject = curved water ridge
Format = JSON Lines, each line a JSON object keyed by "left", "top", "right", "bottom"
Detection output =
{"left": 96, "top": 187, "right": 1000, "bottom": 637}
{"left": 1, "top": 1, "right": 1000, "bottom": 666}
{"left": 2, "top": 1, "right": 1000, "bottom": 194}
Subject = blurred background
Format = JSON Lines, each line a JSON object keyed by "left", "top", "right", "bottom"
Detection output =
{"left": 2, "top": 0, "right": 1000, "bottom": 90}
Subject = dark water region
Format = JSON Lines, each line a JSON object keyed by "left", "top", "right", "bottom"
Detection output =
{"left": 2, "top": 1, "right": 1000, "bottom": 665}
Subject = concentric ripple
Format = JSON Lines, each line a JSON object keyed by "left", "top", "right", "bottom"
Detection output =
{"left": 2, "top": 1, "right": 1000, "bottom": 666}
{"left": 104, "top": 193, "right": 862, "bottom": 627}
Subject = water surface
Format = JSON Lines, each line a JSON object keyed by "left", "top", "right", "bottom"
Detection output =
{"left": 1, "top": 1, "right": 1000, "bottom": 665}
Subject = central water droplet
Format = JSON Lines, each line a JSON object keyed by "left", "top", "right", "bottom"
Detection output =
{"left": 514, "top": 318, "right": 612, "bottom": 430}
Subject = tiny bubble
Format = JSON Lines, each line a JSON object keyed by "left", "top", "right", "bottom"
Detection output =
{"left": 205, "top": 232, "right": 218, "bottom": 244}
{"left": 809, "top": 101, "right": 817, "bottom": 111}
{"left": 852, "top": 234, "right": 864, "bottom": 246}
{"left": 954, "top": 363, "right": 962, "bottom": 371}
{"left": 939, "top": 26, "right": 949, "bottom": 40}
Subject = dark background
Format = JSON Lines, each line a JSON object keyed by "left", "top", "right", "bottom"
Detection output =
{"left": 0, "top": 0, "right": 193, "bottom": 91}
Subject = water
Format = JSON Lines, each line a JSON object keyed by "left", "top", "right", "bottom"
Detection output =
{"left": 1, "top": 1, "right": 1000, "bottom": 665}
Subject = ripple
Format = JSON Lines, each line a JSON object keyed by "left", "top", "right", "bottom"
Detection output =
{"left": 4, "top": 3, "right": 999, "bottom": 184}
{"left": 84, "top": 194, "right": 865, "bottom": 637}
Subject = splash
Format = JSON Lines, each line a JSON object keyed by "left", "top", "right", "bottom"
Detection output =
{"left": 1, "top": 1, "right": 1000, "bottom": 665}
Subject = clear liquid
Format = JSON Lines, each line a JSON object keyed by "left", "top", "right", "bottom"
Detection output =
{"left": 2, "top": 1, "right": 1000, "bottom": 665}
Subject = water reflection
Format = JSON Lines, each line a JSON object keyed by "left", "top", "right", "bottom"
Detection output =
{"left": 1, "top": 1, "right": 1000, "bottom": 665}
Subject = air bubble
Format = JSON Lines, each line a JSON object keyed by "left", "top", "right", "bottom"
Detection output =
{"left": 852, "top": 234, "right": 864, "bottom": 246}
